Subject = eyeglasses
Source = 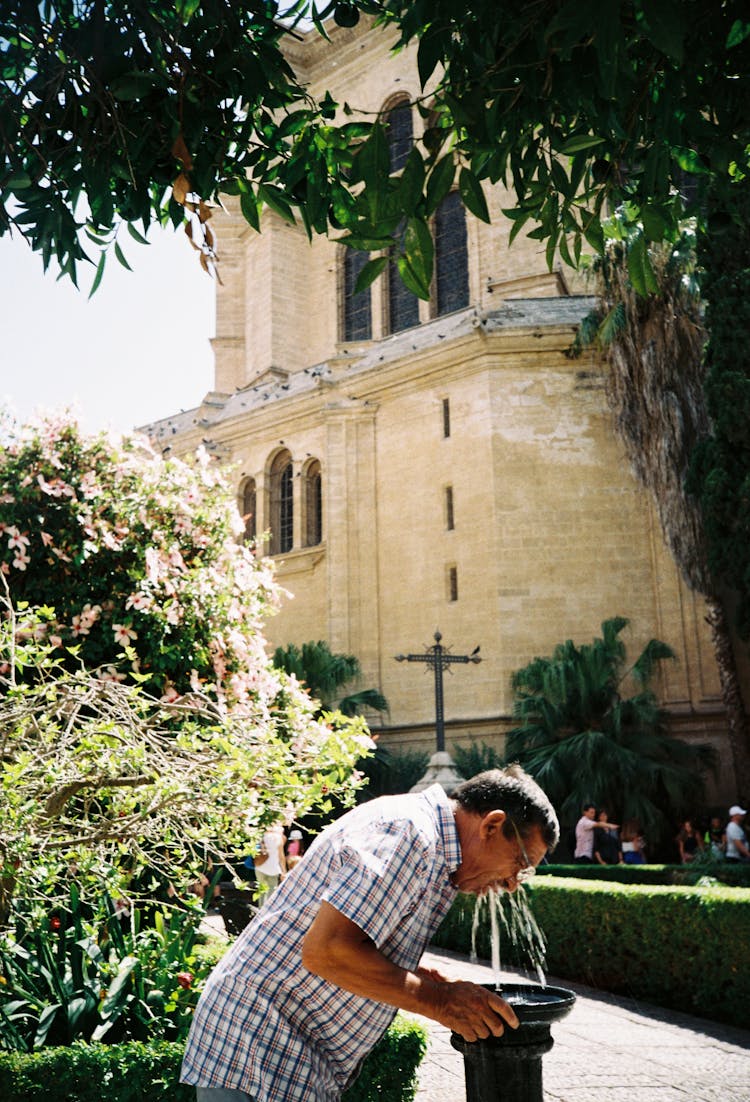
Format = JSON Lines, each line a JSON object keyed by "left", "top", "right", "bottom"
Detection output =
{"left": 508, "top": 818, "right": 536, "bottom": 884}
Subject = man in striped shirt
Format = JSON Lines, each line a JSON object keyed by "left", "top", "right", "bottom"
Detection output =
{"left": 181, "top": 765, "right": 559, "bottom": 1102}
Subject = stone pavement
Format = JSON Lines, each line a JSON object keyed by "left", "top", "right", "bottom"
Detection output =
{"left": 412, "top": 948, "right": 750, "bottom": 1102}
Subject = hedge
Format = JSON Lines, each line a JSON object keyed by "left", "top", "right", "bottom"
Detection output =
{"left": 537, "top": 862, "right": 750, "bottom": 889}
{"left": 433, "top": 880, "right": 750, "bottom": 1030}
{"left": 0, "top": 1015, "right": 428, "bottom": 1102}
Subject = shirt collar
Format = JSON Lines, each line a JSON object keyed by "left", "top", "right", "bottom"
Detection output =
{"left": 420, "top": 783, "right": 462, "bottom": 875}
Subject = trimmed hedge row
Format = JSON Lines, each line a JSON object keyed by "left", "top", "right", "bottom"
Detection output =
{"left": 537, "top": 862, "right": 750, "bottom": 889}
{"left": 0, "top": 1016, "right": 428, "bottom": 1102}
{"left": 434, "top": 879, "right": 750, "bottom": 1030}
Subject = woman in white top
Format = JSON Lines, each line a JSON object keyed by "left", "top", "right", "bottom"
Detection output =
{"left": 255, "top": 823, "right": 287, "bottom": 893}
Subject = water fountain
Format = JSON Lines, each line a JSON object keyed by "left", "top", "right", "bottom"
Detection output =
{"left": 450, "top": 889, "right": 576, "bottom": 1102}
{"left": 450, "top": 982, "right": 575, "bottom": 1102}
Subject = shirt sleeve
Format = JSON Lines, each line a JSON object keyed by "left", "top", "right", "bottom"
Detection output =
{"left": 321, "top": 818, "right": 429, "bottom": 950}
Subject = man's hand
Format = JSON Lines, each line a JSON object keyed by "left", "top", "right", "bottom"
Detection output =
{"left": 429, "top": 978, "right": 519, "bottom": 1042}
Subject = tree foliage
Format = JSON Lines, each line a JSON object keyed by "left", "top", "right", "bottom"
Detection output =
{"left": 504, "top": 617, "right": 717, "bottom": 854}
{"left": 2, "top": 2, "right": 748, "bottom": 295}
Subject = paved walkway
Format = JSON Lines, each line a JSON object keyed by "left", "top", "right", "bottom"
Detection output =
{"left": 412, "top": 948, "right": 750, "bottom": 1102}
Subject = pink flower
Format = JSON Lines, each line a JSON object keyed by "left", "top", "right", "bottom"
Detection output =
{"left": 40, "top": 531, "right": 54, "bottom": 547}
{"left": 49, "top": 635, "right": 63, "bottom": 648}
{"left": 6, "top": 526, "right": 30, "bottom": 551}
{"left": 125, "top": 592, "right": 152, "bottom": 612}
{"left": 176, "top": 971, "right": 193, "bottom": 989}
{"left": 112, "top": 623, "right": 138, "bottom": 646}
{"left": 12, "top": 551, "right": 30, "bottom": 570}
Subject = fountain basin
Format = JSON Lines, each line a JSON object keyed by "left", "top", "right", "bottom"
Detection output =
{"left": 450, "top": 982, "right": 576, "bottom": 1102}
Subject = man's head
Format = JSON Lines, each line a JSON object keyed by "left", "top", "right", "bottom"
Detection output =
{"left": 582, "top": 803, "right": 596, "bottom": 819}
{"left": 451, "top": 765, "right": 559, "bottom": 895}
{"left": 729, "top": 804, "right": 747, "bottom": 822}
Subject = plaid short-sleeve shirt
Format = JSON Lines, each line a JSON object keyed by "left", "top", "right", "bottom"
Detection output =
{"left": 181, "top": 785, "right": 461, "bottom": 1102}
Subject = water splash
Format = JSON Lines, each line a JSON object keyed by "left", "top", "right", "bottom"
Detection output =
{"left": 471, "top": 887, "right": 547, "bottom": 991}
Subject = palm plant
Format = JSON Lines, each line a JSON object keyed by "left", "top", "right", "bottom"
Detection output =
{"left": 504, "top": 618, "right": 717, "bottom": 857}
{"left": 271, "top": 640, "right": 388, "bottom": 718}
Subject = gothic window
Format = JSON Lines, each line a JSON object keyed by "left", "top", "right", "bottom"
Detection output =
{"left": 240, "top": 477, "right": 256, "bottom": 543}
{"left": 435, "top": 191, "right": 469, "bottom": 316}
{"left": 385, "top": 98, "right": 413, "bottom": 172}
{"left": 341, "top": 248, "right": 372, "bottom": 341}
{"left": 269, "top": 449, "right": 293, "bottom": 555}
{"left": 304, "top": 460, "right": 323, "bottom": 547}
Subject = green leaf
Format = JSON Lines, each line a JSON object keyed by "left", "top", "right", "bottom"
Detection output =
{"left": 397, "top": 254, "right": 430, "bottom": 300}
{"left": 240, "top": 189, "right": 260, "bottom": 232}
{"left": 626, "top": 233, "right": 657, "bottom": 296}
{"left": 581, "top": 214, "right": 605, "bottom": 254}
{"left": 404, "top": 216, "right": 434, "bottom": 292}
{"left": 558, "top": 135, "right": 606, "bottom": 155}
{"left": 113, "top": 241, "right": 132, "bottom": 271}
{"left": 417, "top": 29, "right": 444, "bottom": 89}
{"left": 458, "top": 168, "right": 490, "bottom": 223}
{"left": 726, "top": 20, "right": 750, "bottom": 48}
{"left": 640, "top": 205, "right": 668, "bottom": 242}
{"left": 258, "top": 184, "right": 296, "bottom": 226}
{"left": 398, "top": 148, "right": 426, "bottom": 216}
{"left": 127, "top": 223, "right": 149, "bottom": 246}
{"left": 88, "top": 252, "right": 106, "bottom": 299}
{"left": 642, "top": 0, "right": 685, "bottom": 63}
{"left": 4, "top": 172, "right": 32, "bottom": 189}
{"left": 110, "top": 72, "right": 164, "bottom": 102}
{"left": 508, "top": 210, "right": 533, "bottom": 247}
{"left": 425, "top": 155, "right": 456, "bottom": 215}
{"left": 354, "top": 254, "right": 388, "bottom": 294}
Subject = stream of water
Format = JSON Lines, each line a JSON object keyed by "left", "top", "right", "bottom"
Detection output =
{"left": 470, "top": 887, "right": 547, "bottom": 994}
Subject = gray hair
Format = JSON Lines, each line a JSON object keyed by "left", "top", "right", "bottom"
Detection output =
{"left": 453, "top": 764, "right": 559, "bottom": 851}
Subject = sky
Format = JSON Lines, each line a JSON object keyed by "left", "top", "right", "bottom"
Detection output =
{"left": 0, "top": 222, "right": 216, "bottom": 436}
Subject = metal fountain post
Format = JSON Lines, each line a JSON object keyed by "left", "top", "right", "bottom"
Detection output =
{"left": 450, "top": 983, "right": 576, "bottom": 1102}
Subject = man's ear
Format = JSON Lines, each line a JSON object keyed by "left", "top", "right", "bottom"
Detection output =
{"left": 481, "top": 809, "right": 507, "bottom": 839}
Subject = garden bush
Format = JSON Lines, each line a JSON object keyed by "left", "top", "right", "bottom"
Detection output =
{"left": 537, "top": 861, "right": 750, "bottom": 888}
{"left": 0, "top": 1016, "right": 428, "bottom": 1102}
{"left": 433, "top": 879, "right": 750, "bottom": 1029}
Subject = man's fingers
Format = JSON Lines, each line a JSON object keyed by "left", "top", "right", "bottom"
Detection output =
{"left": 488, "top": 991, "right": 519, "bottom": 1030}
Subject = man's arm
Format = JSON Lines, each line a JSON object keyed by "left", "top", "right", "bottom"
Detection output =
{"left": 301, "top": 901, "right": 518, "bottom": 1042}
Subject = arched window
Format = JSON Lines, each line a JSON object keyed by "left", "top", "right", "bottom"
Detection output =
{"left": 341, "top": 248, "right": 372, "bottom": 341}
{"left": 385, "top": 98, "right": 413, "bottom": 172}
{"left": 304, "top": 459, "right": 323, "bottom": 547}
{"left": 269, "top": 449, "right": 293, "bottom": 555}
{"left": 386, "top": 256, "right": 420, "bottom": 333}
{"left": 435, "top": 191, "right": 469, "bottom": 316}
{"left": 240, "top": 477, "right": 256, "bottom": 543}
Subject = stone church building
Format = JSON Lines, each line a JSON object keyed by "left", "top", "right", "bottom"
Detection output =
{"left": 145, "top": 20, "right": 736, "bottom": 802}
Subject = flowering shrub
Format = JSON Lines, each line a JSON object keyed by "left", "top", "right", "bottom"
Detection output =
{"left": 0, "top": 412, "right": 373, "bottom": 917}
{"left": 0, "top": 411, "right": 279, "bottom": 703}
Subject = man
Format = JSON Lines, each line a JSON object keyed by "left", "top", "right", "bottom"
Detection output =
{"left": 181, "top": 766, "right": 559, "bottom": 1102}
{"left": 574, "top": 803, "right": 599, "bottom": 864}
{"left": 725, "top": 805, "right": 750, "bottom": 863}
